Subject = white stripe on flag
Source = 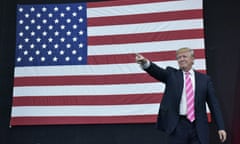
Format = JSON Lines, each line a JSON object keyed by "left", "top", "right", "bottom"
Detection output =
{"left": 14, "top": 82, "right": 165, "bottom": 97}
{"left": 88, "top": 19, "right": 203, "bottom": 36}
{"left": 88, "top": 39, "right": 204, "bottom": 56}
{"left": 11, "top": 103, "right": 160, "bottom": 117}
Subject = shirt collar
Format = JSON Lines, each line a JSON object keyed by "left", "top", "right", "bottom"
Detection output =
{"left": 183, "top": 69, "right": 194, "bottom": 75}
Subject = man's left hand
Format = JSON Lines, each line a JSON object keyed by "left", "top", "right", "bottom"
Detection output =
{"left": 218, "top": 130, "right": 227, "bottom": 143}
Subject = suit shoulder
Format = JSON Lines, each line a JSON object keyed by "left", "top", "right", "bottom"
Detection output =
{"left": 195, "top": 71, "right": 211, "bottom": 80}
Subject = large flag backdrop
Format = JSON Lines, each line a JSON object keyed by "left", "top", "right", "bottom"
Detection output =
{"left": 11, "top": 0, "right": 207, "bottom": 126}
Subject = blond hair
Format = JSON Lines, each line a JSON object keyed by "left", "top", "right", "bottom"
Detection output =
{"left": 176, "top": 47, "right": 194, "bottom": 58}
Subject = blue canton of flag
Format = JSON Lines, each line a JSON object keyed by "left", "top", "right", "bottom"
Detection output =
{"left": 16, "top": 3, "right": 87, "bottom": 66}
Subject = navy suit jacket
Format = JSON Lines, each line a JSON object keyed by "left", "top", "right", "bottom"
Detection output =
{"left": 144, "top": 62, "right": 225, "bottom": 144}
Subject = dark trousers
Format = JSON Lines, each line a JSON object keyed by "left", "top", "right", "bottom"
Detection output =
{"left": 168, "top": 116, "right": 200, "bottom": 144}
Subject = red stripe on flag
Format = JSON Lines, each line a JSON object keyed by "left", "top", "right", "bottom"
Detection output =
{"left": 196, "top": 70, "right": 206, "bottom": 74}
{"left": 88, "top": 49, "right": 206, "bottom": 64}
{"left": 14, "top": 73, "right": 157, "bottom": 86}
{"left": 13, "top": 93, "right": 163, "bottom": 106}
{"left": 88, "top": 10, "right": 203, "bottom": 26}
{"left": 10, "top": 115, "right": 158, "bottom": 126}
{"left": 89, "top": 29, "right": 204, "bottom": 45}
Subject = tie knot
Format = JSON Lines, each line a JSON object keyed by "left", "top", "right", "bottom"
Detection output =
{"left": 185, "top": 72, "right": 190, "bottom": 75}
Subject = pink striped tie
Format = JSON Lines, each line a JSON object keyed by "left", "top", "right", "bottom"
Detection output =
{"left": 185, "top": 72, "right": 195, "bottom": 122}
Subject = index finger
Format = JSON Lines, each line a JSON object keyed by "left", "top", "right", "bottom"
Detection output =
{"left": 135, "top": 53, "right": 142, "bottom": 58}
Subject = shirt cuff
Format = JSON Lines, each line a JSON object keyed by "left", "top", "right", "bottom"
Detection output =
{"left": 140, "top": 60, "right": 150, "bottom": 69}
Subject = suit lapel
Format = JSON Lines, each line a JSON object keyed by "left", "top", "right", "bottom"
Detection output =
{"left": 194, "top": 71, "right": 199, "bottom": 110}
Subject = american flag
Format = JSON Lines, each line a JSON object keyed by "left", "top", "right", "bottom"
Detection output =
{"left": 11, "top": 0, "right": 206, "bottom": 126}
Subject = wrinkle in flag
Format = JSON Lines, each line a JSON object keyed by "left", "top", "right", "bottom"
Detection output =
{"left": 11, "top": 0, "right": 206, "bottom": 126}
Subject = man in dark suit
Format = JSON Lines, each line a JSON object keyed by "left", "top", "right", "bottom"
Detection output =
{"left": 135, "top": 47, "right": 227, "bottom": 144}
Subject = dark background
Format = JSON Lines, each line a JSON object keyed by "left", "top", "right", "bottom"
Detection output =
{"left": 1, "top": 0, "right": 239, "bottom": 144}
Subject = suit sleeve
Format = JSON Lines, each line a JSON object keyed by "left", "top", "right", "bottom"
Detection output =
{"left": 144, "top": 62, "right": 170, "bottom": 83}
{"left": 206, "top": 77, "right": 225, "bottom": 130}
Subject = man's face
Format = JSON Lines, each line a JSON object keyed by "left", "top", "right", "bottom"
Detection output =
{"left": 176, "top": 51, "right": 194, "bottom": 71}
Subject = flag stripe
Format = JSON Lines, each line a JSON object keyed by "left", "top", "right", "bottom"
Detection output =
{"left": 89, "top": 29, "right": 204, "bottom": 45}
{"left": 13, "top": 93, "right": 163, "bottom": 106}
{"left": 10, "top": 115, "right": 158, "bottom": 125}
{"left": 88, "top": 49, "right": 205, "bottom": 64}
{"left": 88, "top": 9, "right": 203, "bottom": 26}
{"left": 88, "top": 19, "right": 203, "bottom": 37}
{"left": 88, "top": 39, "right": 204, "bottom": 56}
{"left": 11, "top": 104, "right": 160, "bottom": 116}
{"left": 14, "top": 73, "right": 157, "bottom": 86}
{"left": 13, "top": 82, "right": 166, "bottom": 97}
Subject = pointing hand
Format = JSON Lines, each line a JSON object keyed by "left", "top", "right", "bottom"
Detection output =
{"left": 135, "top": 53, "right": 148, "bottom": 65}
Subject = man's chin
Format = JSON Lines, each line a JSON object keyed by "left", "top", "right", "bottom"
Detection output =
{"left": 180, "top": 66, "right": 187, "bottom": 71}
{"left": 179, "top": 65, "right": 186, "bottom": 69}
